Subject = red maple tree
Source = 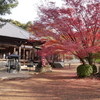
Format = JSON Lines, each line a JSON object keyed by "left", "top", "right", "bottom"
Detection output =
{"left": 29, "top": 0, "right": 100, "bottom": 65}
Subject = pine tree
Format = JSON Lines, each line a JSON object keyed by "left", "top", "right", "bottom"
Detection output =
{"left": 0, "top": 0, "right": 18, "bottom": 27}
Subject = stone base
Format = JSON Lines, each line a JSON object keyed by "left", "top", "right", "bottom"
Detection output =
{"left": 10, "top": 69, "right": 17, "bottom": 73}
{"left": 35, "top": 64, "right": 52, "bottom": 73}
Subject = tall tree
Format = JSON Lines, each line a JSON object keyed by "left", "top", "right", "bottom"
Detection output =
{"left": 0, "top": 0, "right": 18, "bottom": 27}
{"left": 29, "top": 0, "right": 100, "bottom": 65}
{"left": 10, "top": 20, "right": 32, "bottom": 30}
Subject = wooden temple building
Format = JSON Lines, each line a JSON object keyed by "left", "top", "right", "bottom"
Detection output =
{"left": 0, "top": 22, "right": 43, "bottom": 62}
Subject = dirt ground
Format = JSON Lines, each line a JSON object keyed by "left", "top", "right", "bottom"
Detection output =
{"left": 0, "top": 65, "right": 100, "bottom": 100}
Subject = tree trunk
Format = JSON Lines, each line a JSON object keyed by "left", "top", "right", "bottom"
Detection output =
{"left": 87, "top": 53, "right": 93, "bottom": 65}
{"left": 79, "top": 57, "right": 86, "bottom": 65}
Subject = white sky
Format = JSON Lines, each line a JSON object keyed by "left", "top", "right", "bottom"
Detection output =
{"left": 2, "top": 0, "right": 63, "bottom": 23}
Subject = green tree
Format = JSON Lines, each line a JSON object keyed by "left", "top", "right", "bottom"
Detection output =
{"left": 24, "top": 21, "right": 32, "bottom": 30}
{"left": 10, "top": 20, "right": 22, "bottom": 27}
{"left": 10, "top": 20, "right": 32, "bottom": 30}
{"left": 0, "top": 0, "right": 18, "bottom": 27}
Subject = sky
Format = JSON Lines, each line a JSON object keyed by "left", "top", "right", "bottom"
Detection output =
{"left": 2, "top": 0, "right": 63, "bottom": 23}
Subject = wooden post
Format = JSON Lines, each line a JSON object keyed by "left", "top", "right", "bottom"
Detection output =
{"left": 19, "top": 46, "right": 21, "bottom": 60}
{"left": 32, "top": 47, "right": 35, "bottom": 60}
{"left": 29, "top": 50, "right": 32, "bottom": 60}
{"left": 23, "top": 45, "right": 25, "bottom": 59}
{"left": 14, "top": 47, "right": 16, "bottom": 54}
{"left": 22, "top": 45, "right": 26, "bottom": 66}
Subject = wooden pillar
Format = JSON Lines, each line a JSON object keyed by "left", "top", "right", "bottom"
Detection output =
{"left": 28, "top": 50, "right": 31, "bottom": 59}
{"left": 23, "top": 45, "right": 25, "bottom": 59}
{"left": 19, "top": 46, "right": 21, "bottom": 60}
{"left": 22, "top": 45, "right": 26, "bottom": 65}
{"left": 14, "top": 47, "right": 16, "bottom": 54}
{"left": 29, "top": 50, "right": 32, "bottom": 60}
{"left": 32, "top": 47, "right": 35, "bottom": 60}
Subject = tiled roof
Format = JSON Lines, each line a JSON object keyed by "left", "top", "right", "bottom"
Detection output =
{"left": 0, "top": 22, "right": 31, "bottom": 40}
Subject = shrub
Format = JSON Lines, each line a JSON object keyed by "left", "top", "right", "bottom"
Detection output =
{"left": 92, "top": 65, "right": 97, "bottom": 74}
{"left": 77, "top": 64, "right": 93, "bottom": 77}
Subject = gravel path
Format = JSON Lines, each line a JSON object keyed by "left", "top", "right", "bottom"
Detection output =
{"left": 0, "top": 65, "right": 100, "bottom": 100}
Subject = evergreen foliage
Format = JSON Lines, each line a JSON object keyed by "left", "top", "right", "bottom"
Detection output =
{"left": 10, "top": 20, "right": 32, "bottom": 30}
{"left": 0, "top": 0, "right": 18, "bottom": 27}
{"left": 92, "top": 65, "right": 97, "bottom": 74}
{"left": 77, "top": 64, "right": 93, "bottom": 77}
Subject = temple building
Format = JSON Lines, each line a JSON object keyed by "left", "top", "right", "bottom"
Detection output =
{"left": 0, "top": 22, "right": 43, "bottom": 61}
